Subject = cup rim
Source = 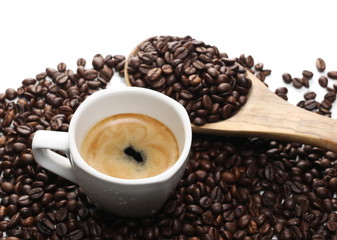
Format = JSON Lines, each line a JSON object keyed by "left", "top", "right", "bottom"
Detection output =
{"left": 69, "top": 87, "right": 192, "bottom": 185}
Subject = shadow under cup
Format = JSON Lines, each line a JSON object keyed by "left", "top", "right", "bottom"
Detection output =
{"left": 69, "top": 87, "right": 192, "bottom": 216}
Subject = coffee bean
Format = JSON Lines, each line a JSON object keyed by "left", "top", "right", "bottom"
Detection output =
{"left": 304, "top": 99, "right": 317, "bottom": 111}
{"left": 187, "top": 204, "right": 203, "bottom": 215}
{"left": 282, "top": 73, "right": 292, "bottom": 84}
{"left": 217, "top": 83, "right": 231, "bottom": 93}
{"left": 202, "top": 210, "right": 214, "bottom": 225}
{"left": 174, "top": 47, "right": 189, "bottom": 59}
{"left": 328, "top": 71, "right": 337, "bottom": 80}
{"left": 327, "top": 221, "right": 337, "bottom": 231}
{"left": 210, "top": 186, "right": 223, "bottom": 202}
{"left": 6, "top": 213, "right": 20, "bottom": 229}
{"left": 304, "top": 91, "right": 316, "bottom": 100}
{"left": 1, "top": 182, "right": 14, "bottom": 193}
{"left": 182, "top": 223, "right": 195, "bottom": 236}
{"left": 199, "top": 196, "right": 212, "bottom": 209}
{"left": 315, "top": 186, "right": 331, "bottom": 198}
{"left": 292, "top": 78, "right": 303, "bottom": 88}
{"left": 238, "top": 214, "right": 251, "bottom": 228}
{"left": 18, "top": 195, "right": 32, "bottom": 207}
{"left": 202, "top": 95, "right": 213, "bottom": 110}
{"left": 29, "top": 187, "right": 44, "bottom": 200}
{"left": 319, "top": 76, "right": 328, "bottom": 88}
{"left": 57, "top": 62, "right": 67, "bottom": 72}
{"left": 316, "top": 58, "right": 326, "bottom": 72}
{"left": 324, "top": 91, "right": 336, "bottom": 103}
{"left": 179, "top": 90, "right": 194, "bottom": 100}
{"left": 84, "top": 69, "right": 98, "bottom": 80}
{"left": 55, "top": 73, "right": 69, "bottom": 85}
{"left": 329, "top": 177, "right": 337, "bottom": 192}
{"left": 302, "top": 70, "right": 313, "bottom": 79}
{"left": 16, "top": 125, "right": 33, "bottom": 136}
{"left": 76, "top": 58, "right": 86, "bottom": 67}
{"left": 147, "top": 67, "right": 162, "bottom": 81}
{"left": 192, "top": 60, "right": 205, "bottom": 70}
{"left": 222, "top": 171, "right": 236, "bottom": 184}
{"left": 92, "top": 54, "right": 105, "bottom": 71}
{"left": 37, "top": 218, "right": 54, "bottom": 235}
{"left": 5, "top": 88, "right": 17, "bottom": 100}
{"left": 56, "top": 222, "right": 67, "bottom": 237}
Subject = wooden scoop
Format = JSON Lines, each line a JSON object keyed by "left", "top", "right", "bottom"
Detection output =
{"left": 124, "top": 43, "right": 337, "bottom": 152}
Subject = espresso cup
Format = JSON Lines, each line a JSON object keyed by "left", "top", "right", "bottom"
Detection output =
{"left": 32, "top": 87, "right": 192, "bottom": 217}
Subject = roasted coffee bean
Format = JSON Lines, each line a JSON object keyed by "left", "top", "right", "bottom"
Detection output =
{"left": 37, "top": 218, "right": 54, "bottom": 235}
{"left": 1, "top": 182, "right": 14, "bottom": 193}
{"left": 304, "top": 99, "right": 317, "bottom": 111}
{"left": 182, "top": 223, "right": 195, "bottom": 236}
{"left": 92, "top": 54, "right": 105, "bottom": 71}
{"left": 57, "top": 62, "right": 67, "bottom": 72}
{"left": 254, "top": 62, "right": 264, "bottom": 71}
{"left": 56, "top": 222, "right": 67, "bottom": 237}
{"left": 238, "top": 214, "right": 251, "bottom": 228}
{"left": 202, "top": 95, "right": 213, "bottom": 110}
{"left": 68, "top": 229, "right": 84, "bottom": 240}
{"left": 187, "top": 204, "right": 203, "bottom": 215}
{"left": 18, "top": 195, "right": 32, "bottom": 207}
{"left": 292, "top": 78, "right": 303, "bottom": 88}
{"left": 304, "top": 91, "right": 316, "bottom": 100}
{"left": 328, "top": 71, "right": 337, "bottom": 80}
{"left": 29, "top": 187, "right": 44, "bottom": 200}
{"left": 319, "top": 76, "right": 328, "bottom": 88}
{"left": 199, "top": 196, "right": 212, "bottom": 209}
{"left": 193, "top": 117, "right": 206, "bottom": 126}
{"left": 329, "top": 177, "right": 337, "bottom": 192}
{"left": 324, "top": 91, "right": 336, "bottom": 103}
{"left": 76, "top": 58, "right": 86, "bottom": 67}
{"left": 5, "top": 88, "right": 17, "bottom": 100}
{"left": 6, "top": 213, "right": 21, "bottom": 229}
{"left": 202, "top": 210, "right": 214, "bottom": 225}
{"left": 316, "top": 58, "right": 326, "bottom": 72}
{"left": 302, "top": 70, "right": 313, "bottom": 79}
{"left": 217, "top": 83, "right": 231, "bottom": 93}
{"left": 146, "top": 67, "right": 162, "bottom": 82}
{"left": 315, "top": 186, "right": 331, "bottom": 198}
{"left": 282, "top": 73, "right": 292, "bottom": 84}
{"left": 275, "top": 87, "right": 288, "bottom": 95}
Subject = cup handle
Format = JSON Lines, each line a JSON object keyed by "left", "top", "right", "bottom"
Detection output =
{"left": 32, "top": 130, "right": 77, "bottom": 183}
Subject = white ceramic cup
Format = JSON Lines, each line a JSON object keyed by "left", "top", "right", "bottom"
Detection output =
{"left": 32, "top": 87, "right": 192, "bottom": 217}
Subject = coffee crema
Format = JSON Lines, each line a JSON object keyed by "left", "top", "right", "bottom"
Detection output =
{"left": 80, "top": 113, "right": 179, "bottom": 179}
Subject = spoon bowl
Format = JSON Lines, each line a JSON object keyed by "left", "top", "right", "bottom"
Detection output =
{"left": 125, "top": 37, "right": 337, "bottom": 152}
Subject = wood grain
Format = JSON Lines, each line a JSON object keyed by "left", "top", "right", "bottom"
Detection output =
{"left": 194, "top": 71, "right": 337, "bottom": 152}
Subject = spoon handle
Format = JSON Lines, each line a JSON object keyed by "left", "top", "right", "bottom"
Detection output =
{"left": 194, "top": 71, "right": 337, "bottom": 152}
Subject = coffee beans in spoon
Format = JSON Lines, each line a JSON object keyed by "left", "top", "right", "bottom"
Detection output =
{"left": 125, "top": 36, "right": 253, "bottom": 126}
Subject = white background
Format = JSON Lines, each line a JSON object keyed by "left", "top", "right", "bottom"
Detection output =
{"left": 0, "top": 0, "right": 337, "bottom": 116}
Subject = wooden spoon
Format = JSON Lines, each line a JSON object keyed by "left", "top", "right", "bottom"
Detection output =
{"left": 124, "top": 40, "right": 337, "bottom": 152}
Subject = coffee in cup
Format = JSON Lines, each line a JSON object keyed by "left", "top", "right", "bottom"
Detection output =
{"left": 80, "top": 113, "right": 179, "bottom": 179}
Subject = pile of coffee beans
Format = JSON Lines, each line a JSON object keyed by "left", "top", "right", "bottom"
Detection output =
{"left": 126, "top": 36, "right": 253, "bottom": 126}
{"left": 1, "top": 37, "right": 337, "bottom": 240}
{"left": 0, "top": 54, "right": 125, "bottom": 240}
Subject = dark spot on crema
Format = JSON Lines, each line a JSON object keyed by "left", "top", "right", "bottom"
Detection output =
{"left": 124, "top": 146, "right": 143, "bottom": 163}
